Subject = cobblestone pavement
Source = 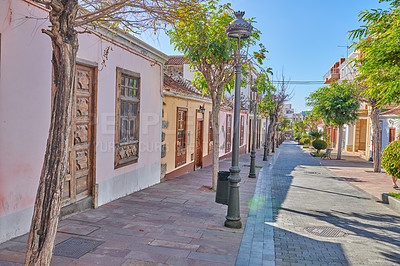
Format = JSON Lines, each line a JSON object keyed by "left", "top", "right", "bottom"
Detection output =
{"left": 0, "top": 151, "right": 267, "bottom": 266}
{"left": 237, "top": 141, "right": 400, "bottom": 266}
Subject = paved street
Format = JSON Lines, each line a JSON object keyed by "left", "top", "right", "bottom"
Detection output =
{"left": 1, "top": 142, "right": 400, "bottom": 265}
{"left": 319, "top": 150, "right": 400, "bottom": 199}
{"left": 238, "top": 141, "right": 400, "bottom": 265}
{"left": 0, "top": 151, "right": 267, "bottom": 266}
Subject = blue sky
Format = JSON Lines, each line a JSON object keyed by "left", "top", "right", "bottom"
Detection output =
{"left": 139, "top": 0, "right": 390, "bottom": 113}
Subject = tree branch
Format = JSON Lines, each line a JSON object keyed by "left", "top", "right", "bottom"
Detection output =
{"left": 41, "top": 28, "right": 54, "bottom": 38}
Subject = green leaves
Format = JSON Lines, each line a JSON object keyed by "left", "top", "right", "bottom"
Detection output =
{"left": 306, "top": 81, "right": 360, "bottom": 127}
{"left": 168, "top": 1, "right": 270, "bottom": 97}
{"left": 257, "top": 87, "right": 275, "bottom": 116}
{"left": 168, "top": 1, "right": 234, "bottom": 65}
{"left": 382, "top": 140, "right": 400, "bottom": 179}
{"left": 312, "top": 140, "right": 328, "bottom": 153}
{"left": 348, "top": 0, "right": 400, "bottom": 107}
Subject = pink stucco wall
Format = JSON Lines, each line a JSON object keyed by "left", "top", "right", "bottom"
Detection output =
{"left": 0, "top": 0, "right": 165, "bottom": 242}
{"left": 77, "top": 33, "right": 163, "bottom": 184}
{"left": 0, "top": 0, "right": 53, "bottom": 218}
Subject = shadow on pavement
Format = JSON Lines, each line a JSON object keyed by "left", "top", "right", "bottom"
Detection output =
{"left": 380, "top": 250, "right": 400, "bottom": 264}
{"left": 237, "top": 141, "right": 350, "bottom": 265}
{"left": 280, "top": 207, "right": 400, "bottom": 252}
{"left": 290, "top": 184, "right": 371, "bottom": 200}
{"left": 268, "top": 142, "right": 321, "bottom": 223}
{"left": 272, "top": 225, "right": 348, "bottom": 264}
{"left": 264, "top": 141, "right": 399, "bottom": 265}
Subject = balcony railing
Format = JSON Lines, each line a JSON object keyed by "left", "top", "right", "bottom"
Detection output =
{"left": 323, "top": 68, "right": 340, "bottom": 84}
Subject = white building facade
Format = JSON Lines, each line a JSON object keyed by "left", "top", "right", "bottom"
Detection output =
{"left": 0, "top": 0, "right": 167, "bottom": 243}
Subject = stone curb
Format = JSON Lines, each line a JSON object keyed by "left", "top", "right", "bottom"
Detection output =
{"left": 382, "top": 193, "right": 400, "bottom": 213}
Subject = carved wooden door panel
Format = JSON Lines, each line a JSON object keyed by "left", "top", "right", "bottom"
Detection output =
{"left": 195, "top": 119, "right": 203, "bottom": 168}
{"left": 62, "top": 64, "right": 95, "bottom": 206}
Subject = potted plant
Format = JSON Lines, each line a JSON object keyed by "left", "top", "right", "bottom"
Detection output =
{"left": 311, "top": 139, "right": 328, "bottom": 156}
{"left": 301, "top": 136, "right": 311, "bottom": 148}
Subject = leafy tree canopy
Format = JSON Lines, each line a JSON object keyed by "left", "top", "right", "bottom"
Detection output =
{"left": 293, "top": 120, "right": 306, "bottom": 135}
{"left": 168, "top": 0, "right": 267, "bottom": 94}
{"left": 257, "top": 85, "right": 276, "bottom": 116}
{"left": 348, "top": 0, "right": 400, "bottom": 107}
{"left": 304, "top": 112, "right": 321, "bottom": 131}
{"left": 279, "top": 118, "right": 291, "bottom": 131}
{"left": 169, "top": 1, "right": 233, "bottom": 65}
{"left": 306, "top": 81, "right": 360, "bottom": 127}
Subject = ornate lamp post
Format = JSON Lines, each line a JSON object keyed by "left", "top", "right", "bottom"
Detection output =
{"left": 249, "top": 86, "right": 258, "bottom": 178}
{"left": 225, "top": 11, "right": 253, "bottom": 229}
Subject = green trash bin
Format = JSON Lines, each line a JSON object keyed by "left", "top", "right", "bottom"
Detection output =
{"left": 215, "top": 171, "right": 230, "bottom": 205}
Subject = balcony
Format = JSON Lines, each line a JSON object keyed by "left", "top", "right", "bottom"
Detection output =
{"left": 323, "top": 67, "right": 340, "bottom": 84}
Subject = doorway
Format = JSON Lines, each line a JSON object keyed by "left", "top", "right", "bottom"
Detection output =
{"left": 195, "top": 111, "right": 204, "bottom": 169}
{"left": 248, "top": 118, "right": 252, "bottom": 153}
{"left": 62, "top": 63, "right": 97, "bottom": 208}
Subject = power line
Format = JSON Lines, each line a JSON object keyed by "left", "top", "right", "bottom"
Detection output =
{"left": 271, "top": 80, "right": 324, "bottom": 85}
{"left": 338, "top": 45, "right": 350, "bottom": 58}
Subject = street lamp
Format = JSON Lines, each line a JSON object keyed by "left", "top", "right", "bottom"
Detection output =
{"left": 249, "top": 86, "right": 258, "bottom": 178}
{"left": 199, "top": 105, "right": 206, "bottom": 114}
{"left": 225, "top": 11, "right": 253, "bottom": 229}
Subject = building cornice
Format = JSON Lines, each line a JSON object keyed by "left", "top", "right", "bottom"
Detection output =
{"left": 94, "top": 26, "right": 169, "bottom": 64}
{"left": 163, "top": 90, "right": 212, "bottom": 104}
{"left": 23, "top": 0, "right": 169, "bottom": 64}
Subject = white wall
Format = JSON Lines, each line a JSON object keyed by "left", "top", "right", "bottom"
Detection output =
{"left": 381, "top": 117, "right": 400, "bottom": 150}
{"left": 0, "top": 0, "right": 164, "bottom": 242}
{"left": 0, "top": 0, "right": 53, "bottom": 243}
{"left": 345, "top": 124, "right": 354, "bottom": 147}
{"left": 183, "top": 63, "right": 195, "bottom": 81}
{"left": 77, "top": 33, "right": 163, "bottom": 205}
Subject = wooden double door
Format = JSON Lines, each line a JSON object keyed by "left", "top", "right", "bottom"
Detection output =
{"left": 62, "top": 64, "right": 96, "bottom": 206}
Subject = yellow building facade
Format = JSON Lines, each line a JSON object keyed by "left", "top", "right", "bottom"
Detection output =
{"left": 351, "top": 107, "right": 371, "bottom": 159}
{"left": 161, "top": 75, "right": 213, "bottom": 179}
{"left": 345, "top": 104, "right": 396, "bottom": 160}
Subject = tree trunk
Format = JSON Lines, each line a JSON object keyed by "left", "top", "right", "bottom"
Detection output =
{"left": 337, "top": 125, "right": 343, "bottom": 160}
{"left": 273, "top": 123, "right": 278, "bottom": 151}
{"left": 25, "top": 1, "right": 79, "bottom": 265}
{"left": 266, "top": 114, "right": 275, "bottom": 155}
{"left": 371, "top": 105, "right": 382, "bottom": 172}
{"left": 211, "top": 100, "right": 221, "bottom": 190}
{"left": 278, "top": 131, "right": 281, "bottom": 146}
{"left": 271, "top": 134, "right": 275, "bottom": 153}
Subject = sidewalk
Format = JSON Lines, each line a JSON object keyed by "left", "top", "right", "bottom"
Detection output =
{"left": 312, "top": 149, "right": 399, "bottom": 199}
{"left": 0, "top": 150, "right": 268, "bottom": 266}
{"left": 267, "top": 142, "right": 400, "bottom": 265}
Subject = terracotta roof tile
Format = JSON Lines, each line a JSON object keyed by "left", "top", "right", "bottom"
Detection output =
{"left": 165, "top": 55, "right": 189, "bottom": 65}
{"left": 381, "top": 105, "right": 400, "bottom": 115}
{"left": 163, "top": 74, "right": 209, "bottom": 98}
